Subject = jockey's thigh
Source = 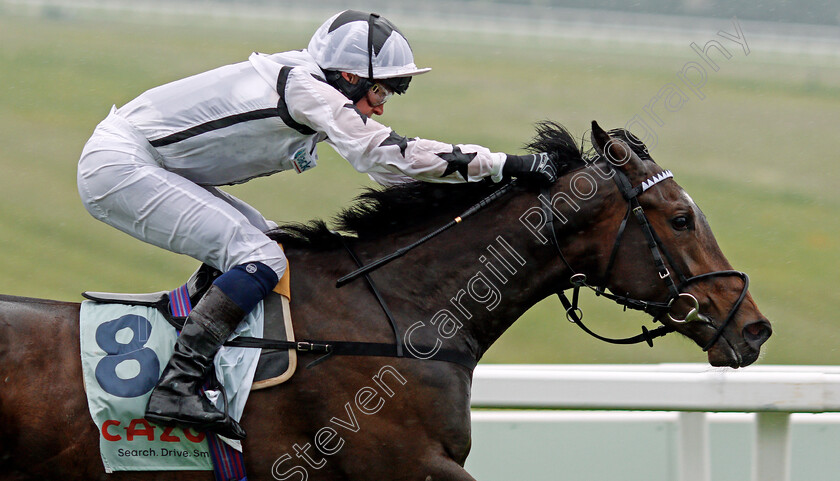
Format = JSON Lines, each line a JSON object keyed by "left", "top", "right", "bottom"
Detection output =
{"left": 77, "top": 117, "right": 285, "bottom": 278}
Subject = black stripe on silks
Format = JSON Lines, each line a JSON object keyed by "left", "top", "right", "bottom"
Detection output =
{"left": 149, "top": 109, "right": 279, "bottom": 147}
{"left": 276, "top": 66, "right": 317, "bottom": 136}
{"left": 379, "top": 130, "right": 409, "bottom": 157}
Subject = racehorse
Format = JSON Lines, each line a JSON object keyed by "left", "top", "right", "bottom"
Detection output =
{"left": 0, "top": 121, "right": 771, "bottom": 480}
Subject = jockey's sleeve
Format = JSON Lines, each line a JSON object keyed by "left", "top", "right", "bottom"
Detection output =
{"left": 365, "top": 170, "right": 416, "bottom": 187}
{"left": 284, "top": 68, "right": 505, "bottom": 184}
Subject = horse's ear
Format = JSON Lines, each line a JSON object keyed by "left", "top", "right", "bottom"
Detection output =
{"left": 590, "top": 120, "right": 646, "bottom": 179}
{"left": 590, "top": 120, "right": 611, "bottom": 156}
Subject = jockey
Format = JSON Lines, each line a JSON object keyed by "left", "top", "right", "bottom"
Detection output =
{"left": 77, "top": 10, "right": 557, "bottom": 440}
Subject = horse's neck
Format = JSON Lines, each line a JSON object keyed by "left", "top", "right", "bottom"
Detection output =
{"left": 281, "top": 183, "right": 611, "bottom": 362}
{"left": 361, "top": 195, "right": 570, "bottom": 360}
{"left": 436, "top": 177, "right": 617, "bottom": 358}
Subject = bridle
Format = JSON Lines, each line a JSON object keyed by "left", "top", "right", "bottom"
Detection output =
{"left": 334, "top": 154, "right": 751, "bottom": 355}
{"left": 543, "top": 159, "right": 750, "bottom": 352}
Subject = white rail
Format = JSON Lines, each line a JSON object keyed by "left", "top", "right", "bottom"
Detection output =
{"left": 470, "top": 364, "right": 840, "bottom": 481}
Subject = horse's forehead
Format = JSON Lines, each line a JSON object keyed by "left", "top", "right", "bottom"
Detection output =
{"left": 651, "top": 172, "right": 695, "bottom": 206}
{"left": 678, "top": 187, "right": 698, "bottom": 209}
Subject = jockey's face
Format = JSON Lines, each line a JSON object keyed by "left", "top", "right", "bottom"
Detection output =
{"left": 341, "top": 72, "right": 385, "bottom": 117}
{"left": 356, "top": 93, "right": 385, "bottom": 117}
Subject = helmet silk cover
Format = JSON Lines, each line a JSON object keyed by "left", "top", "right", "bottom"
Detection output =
{"left": 308, "top": 10, "right": 431, "bottom": 80}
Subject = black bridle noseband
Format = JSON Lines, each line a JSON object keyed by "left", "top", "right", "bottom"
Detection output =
{"left": 543, "top": 161, "right": 750, "bottom": 352}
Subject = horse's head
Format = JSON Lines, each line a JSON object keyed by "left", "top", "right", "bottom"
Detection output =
{"left": 543, "top": 121, "right": 770, "bottom": 367}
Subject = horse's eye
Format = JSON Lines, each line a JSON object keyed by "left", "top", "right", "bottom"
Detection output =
{"left": 671, "top": 215, "right": 691, "bottom": 231}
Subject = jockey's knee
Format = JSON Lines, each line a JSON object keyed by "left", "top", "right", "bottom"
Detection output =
{"left": 257, "top": 253, "right": 287, "bottom": 281}
{"left": 213, "top": 241, "right": 286, "bottom": 312}
{"left": 226, "top": 238, "right": 286, "bottom": 279}
{"left": 213, "top": 261, "right": 279, "bottom": 314}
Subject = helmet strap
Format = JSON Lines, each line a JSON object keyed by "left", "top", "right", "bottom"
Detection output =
{"left": 324, "top": 70, "right": 372, "bottom": 103}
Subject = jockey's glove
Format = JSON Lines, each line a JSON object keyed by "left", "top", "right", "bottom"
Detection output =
{"left": 502, "top": 153, "right": 558, "bottom": 186}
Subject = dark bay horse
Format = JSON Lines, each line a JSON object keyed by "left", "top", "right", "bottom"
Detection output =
{"left": 0, "top": 122, "right": 770, "bottom": 480}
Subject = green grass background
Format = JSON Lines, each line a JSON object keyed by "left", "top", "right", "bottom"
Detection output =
{"left": 2, "top": 6, "right": 839, "bottom": 366}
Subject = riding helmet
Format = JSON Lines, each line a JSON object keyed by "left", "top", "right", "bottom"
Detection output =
{"left": 308, "top": 10, "right": 431, "bottom": 102}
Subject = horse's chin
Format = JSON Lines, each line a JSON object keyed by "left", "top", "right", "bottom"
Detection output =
{"left": 706, "top": 342, "right": 758, "bottom": 369}
{"left": 707, "top": 350, "right": 742, "bottom": 368}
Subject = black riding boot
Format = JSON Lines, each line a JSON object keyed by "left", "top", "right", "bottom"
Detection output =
{"left": 145, "top": 285, "right": 247, "bottom": 440}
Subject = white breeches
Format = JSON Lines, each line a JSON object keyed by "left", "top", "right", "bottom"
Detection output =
{"left": 77, "top": 109, "right": 287, "bottom": 278}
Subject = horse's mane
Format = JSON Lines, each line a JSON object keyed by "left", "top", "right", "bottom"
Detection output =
{"left": 268, "top": 121, "right": 651, "bottom": 250}
{"left": 269, "top": 180, "right": 511, "bottom": 249}
{"left": 531, "top": 122, "right": 653, "bottom": 171}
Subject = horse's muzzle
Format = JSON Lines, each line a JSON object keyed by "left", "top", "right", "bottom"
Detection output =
{"left": 705, "top": 318, "right": 771, "bottom": 368}
{"left": 743, "top": 318, "right": 772, "bottom": 352}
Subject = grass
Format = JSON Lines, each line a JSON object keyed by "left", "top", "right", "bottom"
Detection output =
{"left": 1, "top": 8, "right": 839, "bottom": 365}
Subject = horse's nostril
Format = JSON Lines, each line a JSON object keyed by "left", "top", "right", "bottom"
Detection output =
{"left": 743, "top": 320, "right": 772, "bottom": 350}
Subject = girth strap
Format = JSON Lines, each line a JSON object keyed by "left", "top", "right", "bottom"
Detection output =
{"left": 222, "top": 230, "right": 478, "bottom": 370}
{"left": 224, "top": 336, "right": 477, "bottom": 370}
{"left": 335, "top": 232, "right": 403, "bottom": 357}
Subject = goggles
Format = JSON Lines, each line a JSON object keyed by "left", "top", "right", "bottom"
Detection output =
{"left": 380, "top": 76, "right": 411, "bottom": 94}
{"left": 367, "top": 83, "right": 394, "bottom": 107}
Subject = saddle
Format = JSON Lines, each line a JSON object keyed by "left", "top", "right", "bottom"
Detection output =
{"left": 82, "top": 263, "right": 296, "bottom": 390}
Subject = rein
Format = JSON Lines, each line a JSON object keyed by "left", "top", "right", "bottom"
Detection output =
{"left": 330, "top": 163, "right": 749, "bottom": 357}
{"left": 336, "top": 181, "right": 518, "bottom": 287}
{"left": 540, "top": 184, "right": 675, "bottom": 347}
{"left": 228, "top": 183, "right": 519, "bottom": 369}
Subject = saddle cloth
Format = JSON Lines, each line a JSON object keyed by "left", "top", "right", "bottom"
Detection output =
{"left": 79, "top": 301, "right": 243, "bottom": 471}
{"left": 83, "top": 254, "right": 297, "bottom": 390}
{"left": 79, "top": 261, "right": 296, "bottom": 472}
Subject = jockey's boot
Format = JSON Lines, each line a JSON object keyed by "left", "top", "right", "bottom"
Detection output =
{"left": 145, "top": 285, "right": 247, "bottom": 440}
{"left": 185, "top": 263, "right": 222, "bottom": 306}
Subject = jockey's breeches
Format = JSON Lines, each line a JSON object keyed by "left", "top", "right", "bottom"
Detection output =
{"left": 77, "top": 107, "right": 287, "bottom": 279}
